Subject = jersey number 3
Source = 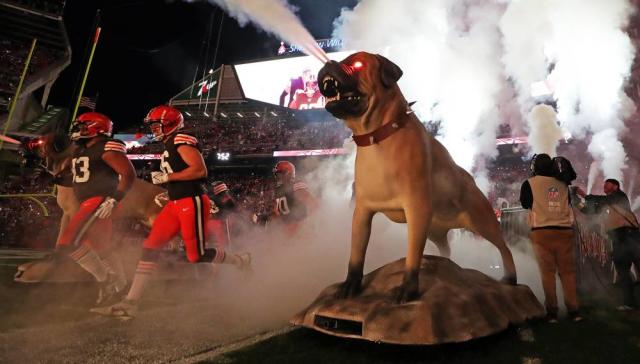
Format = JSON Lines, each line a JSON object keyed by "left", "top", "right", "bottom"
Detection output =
{"left": 71, "top": 156, "right": 90, "bottom": 183}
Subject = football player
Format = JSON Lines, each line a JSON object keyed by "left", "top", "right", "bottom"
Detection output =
{"left": 207, "top": 180, "right": 237, "bottom": 255}
{"left": 271, "top": 161, "right": 318, "bottom": 235}
{"left": 58, "top": 112, "right": 135, "bottom": 306}
{"left": 93, "top": 105, "right": 250, "bottom": 320}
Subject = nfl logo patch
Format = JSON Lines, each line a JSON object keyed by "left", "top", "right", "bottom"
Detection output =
{"left": 548, "top": 187, "right": 559, "bottom": 200}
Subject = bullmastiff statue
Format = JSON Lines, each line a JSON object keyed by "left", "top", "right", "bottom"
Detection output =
{"left": 318, "top": 52, "right": 517, "bottom": 303}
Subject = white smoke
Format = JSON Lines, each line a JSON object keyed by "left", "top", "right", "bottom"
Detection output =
{"left": 333, "top": 0, "right": 507, "bottom": 174}
{"left": 526, "top": 104, "right": 563, "bottom": 156}
{"left": 208, "top": 156, "right": 546, "bottom": 332}
{"left": 500, "top": 0, "right": 635, "bottom": 181}
{"left": 208, "top": 0, "right": 635, "bottom": 186}
{"left": 588, "top": 128, "right": 628, "bottom": 180}
{"left": 627, "top": 168, "right": 637, "bottom": 201}
{"left": 587, "top": 160, "right": 601, "bottom": 194}
{"left": 210, "top": 0, "right": 329, "bottom": 62}
{"left": 499, "top": 0, "right": 554, "bottom": 112}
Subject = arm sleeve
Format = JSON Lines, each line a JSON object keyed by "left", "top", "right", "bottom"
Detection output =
{"left": 104, "top": 139, "right": 127, "bottom": 154}
{"left": 520, "top": 181, "right": 533, "bottom": 209}
{"left": 586, "top": 192, "right": 631, "bottom": 211}
{"left": 174, "top": 133, "right": 199, "bottom": 149}
{"left": 583, "top": 194, "right": 613, "bottom": 214}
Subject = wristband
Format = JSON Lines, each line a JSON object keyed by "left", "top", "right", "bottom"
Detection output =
{"left": 112, "top": 190, "right": 125, "bottom": 201}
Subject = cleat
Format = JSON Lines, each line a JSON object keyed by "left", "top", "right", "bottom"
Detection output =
{"left": 568, "top": 310, "right": 584, "bottom": 322}
{"left": 95, "top": 272, "right": 125, "bottom": 307}
{"left": 544, "top": 312, "right": 558, "bottom": 323}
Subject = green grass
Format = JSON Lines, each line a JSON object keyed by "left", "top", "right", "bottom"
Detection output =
{"left": 206, "top": 305, "right": 640, "bottom": 364}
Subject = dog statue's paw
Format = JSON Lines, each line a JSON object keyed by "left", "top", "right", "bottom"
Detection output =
{"left": 393, "top": 283, "right": 419, "bottom": 304}
{"left": 500, "top": 274, "right": 517, "bottom": 285}
{"left": 335, "top": 274, "right": 362, "bottom": 299}
{"left": 393, "top": 273, "right": 420, "bottom": 304}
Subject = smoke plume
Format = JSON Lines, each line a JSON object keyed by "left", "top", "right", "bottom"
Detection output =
{"left": 501, "top": 0, "right": 635, "bottom": 181}
{"left": 210, "top": 0, "right": 329, "bottom": 62}
{"left": 526, "top": 104, "right": 563, "bottom": 156}
{"left": 210, "top": 155, "right": 547, "bottom": 332}
{"left": 588, "top": 128, "right": 628, "bottom": 181}
{"left": 333, "top": 0, "right": 507, "bottom": 174}
{"left": 587, "top": 160, "right": 601, "bottom": 194}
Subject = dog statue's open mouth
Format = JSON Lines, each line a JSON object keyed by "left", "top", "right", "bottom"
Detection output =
{"left": 318, "top": 61, "right": 367, "bottom": 119}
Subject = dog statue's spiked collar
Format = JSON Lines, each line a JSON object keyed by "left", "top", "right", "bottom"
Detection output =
{"left": 352, "top": 117, "right": 408, "bottom": 147}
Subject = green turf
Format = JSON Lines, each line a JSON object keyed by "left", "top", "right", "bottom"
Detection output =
{"left": 205, "top": 305, "right": 640, "bottom": 364}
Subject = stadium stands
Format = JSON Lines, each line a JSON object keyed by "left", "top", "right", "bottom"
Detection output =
{"left": 0, "top": 0, "right": 70, "bottom": 133}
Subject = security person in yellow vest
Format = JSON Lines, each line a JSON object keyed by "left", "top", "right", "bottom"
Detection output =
{"left": 575, "top": 179, "right": 640, "bottom": 311}
{"left": 520, "top": 154, "right": 582, "bottom": 322}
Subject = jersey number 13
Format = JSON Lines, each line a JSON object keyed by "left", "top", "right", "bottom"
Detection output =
{"left": 71, "top": 156, "right": 90, "bottom": 183}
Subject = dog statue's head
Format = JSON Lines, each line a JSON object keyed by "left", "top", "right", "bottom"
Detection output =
{"left": 318, "top": 52, "right": 403, "bottom": 120}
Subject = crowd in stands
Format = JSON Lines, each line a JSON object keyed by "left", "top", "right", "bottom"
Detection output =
{"left": 126, "top": 117, "right": 351, "bottom": 155}
{"left": 7, "top": 0, "right": 65, "bottom": 15}
{"left": 0, "top": 38, "right": 63, "bottom": 99}
{"left": 2, "top": 168, "right": 55, "bottom": 194}
{"left": 0, "top": 91, "right": 11, "bottom": 115}
{"left": 0, "top": 175, "right": 60, "bottom": 249}
{"left": 488, "top": 159, "right": 529, "bottom": 207}
{"left": 486, "top": 141, "right": 598, "bottom": 209}
{"left": 3, "top": 112, "right": 638, "bottom": 250}
{"left": 208, "top": 172, "right": 276, "bottom": 220}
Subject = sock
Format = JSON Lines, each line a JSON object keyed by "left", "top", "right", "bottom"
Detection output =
{"left": 69, "top": 245, "right": 109, "bottom": 282}
{"left": 103, "top": 251, "right": 127, "bottom": 289}
{"left": 125, "top": 260, "right": 158, "bottom": 302}
{"left": 202, "top": 248, "right": 226, "bottom": 264}
{"left": 213, "top": 248, "right": 226, "bottom": 264}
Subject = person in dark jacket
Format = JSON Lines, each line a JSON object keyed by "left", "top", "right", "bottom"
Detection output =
{"left": 575, "top": 179, "right": 640, "bottom": 310}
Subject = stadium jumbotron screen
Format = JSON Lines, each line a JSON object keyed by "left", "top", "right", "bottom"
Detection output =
{"left": 235, "top": 51, "right": 354, "bottom": 110}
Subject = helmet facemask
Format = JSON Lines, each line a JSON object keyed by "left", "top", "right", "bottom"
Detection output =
{"left": 70, "top": 122, "right": 104, "bottom": 142}
{"left": 145, "top": 119, "right": 183, "bottom": 142}
{"left": 274, "top": 170, "right": 288, "bottom": 187}
{"left": 147, "top": 121, "right": 165, "bottom": 142}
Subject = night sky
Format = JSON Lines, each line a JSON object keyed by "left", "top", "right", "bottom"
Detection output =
{"left": 48, "top": 0, "right": 358, "bottom": 132}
